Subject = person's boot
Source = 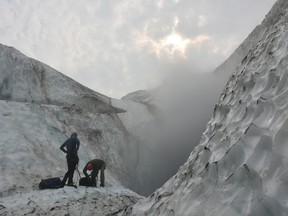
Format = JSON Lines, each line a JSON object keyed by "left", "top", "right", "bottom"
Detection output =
{"left": 60, "top": 181, "right": 65, "bottom": 188}
{"left": 67, "top": 182, "right": 77, "bottom": 188}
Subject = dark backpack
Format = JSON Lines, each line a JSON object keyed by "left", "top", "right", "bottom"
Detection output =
{"left": 39, "top": 177, "right": 61, "bottom": 189}
{"left": 79, "top": 177, "right": 93, "bottom": 187}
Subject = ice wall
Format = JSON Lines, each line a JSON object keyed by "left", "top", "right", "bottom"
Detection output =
{"left": 123, "top": 0, "right": 288, "bottom": 215}
{"left": 0, "top": 43, "right": 156, "bottom": 197}
{"left": 0, "top": 44, "right": 122, "bottom": 114}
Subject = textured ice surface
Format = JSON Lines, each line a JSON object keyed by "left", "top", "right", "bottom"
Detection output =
{"left": 0, "top": 186, "right": 141, "bottom": 216}
{"left": 0, "top": 44, "right": 122, "bottom": 114}
{"left": 122, "top": 0, "right": 288, "bottom": 215}
{"left": 0, "top": 97, "right": 146, "bottom": 214}
{"left": 0, "top": 44, "right": 154, "bottom": 214}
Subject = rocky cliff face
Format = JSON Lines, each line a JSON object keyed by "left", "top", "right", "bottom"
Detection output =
{"left": 123, "top": 0, "right": 288, "bottom": 215}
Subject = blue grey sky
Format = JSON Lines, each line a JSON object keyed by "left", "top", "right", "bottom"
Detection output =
{"left": 0, "top": 0, "right": 277, "bottom": 98}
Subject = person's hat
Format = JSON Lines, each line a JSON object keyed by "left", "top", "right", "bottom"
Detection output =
{"left": 71, "top": 132, "right": 77, "bottom": 137}
{"left": 87, "top": 163, "right": 93, "bottom": 171}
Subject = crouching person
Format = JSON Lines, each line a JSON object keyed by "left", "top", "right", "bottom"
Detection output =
{"left": 83, "top": 159, "right": 106, "bottom": 187}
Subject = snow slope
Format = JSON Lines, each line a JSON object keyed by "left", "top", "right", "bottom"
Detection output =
{"left": 122, "top": 0, "right": 288, "bottom": 215}
{"left": 0, "top": 186, "right": 141, "bottom": 216}
{"left": 0, "top": 43, "right": 159, "bottom": 214}
{"left": 0, "top": 44, "right": 122, "bottom": 114}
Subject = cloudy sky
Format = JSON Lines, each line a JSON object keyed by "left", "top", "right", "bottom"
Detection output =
{"left": 0, "top": 0, "right": 277, "bottom": 98}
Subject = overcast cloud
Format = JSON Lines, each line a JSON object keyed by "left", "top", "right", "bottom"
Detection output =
{"left": 0, "top": 0, "right": 277, "bottom": 98}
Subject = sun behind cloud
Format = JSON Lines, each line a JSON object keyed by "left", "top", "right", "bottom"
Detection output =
{"left": 160, "top": 33, "right": 190, "bottom": 56}
{"left": 135, "top": 31, "right": 211, "bottom": 58}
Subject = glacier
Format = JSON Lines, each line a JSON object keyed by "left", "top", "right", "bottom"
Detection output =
{"left": 0, "top": 43, "right": 155, "bottom": 215}
{"left": 121, "top": 0, "right": 288, "bottom": 215}
{"left": 1, "top": 0, "right": 288, "bottom": 215}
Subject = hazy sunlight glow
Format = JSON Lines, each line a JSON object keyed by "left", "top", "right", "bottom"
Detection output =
{"left": 136, "top": 31, "right": 211, "bottom": 58}
{"left": 161, "top": 33, "right": 190, "bottom": 56}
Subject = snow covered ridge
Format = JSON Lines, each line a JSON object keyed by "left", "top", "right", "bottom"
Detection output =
{"left": 214, "top": 0, "right": 288, "bottom": 79}
{"left": 0, "top": 44, "right": 123, "bottom": 114}
{"left": 122, "top": 1, "right": 288, "bottom": 215}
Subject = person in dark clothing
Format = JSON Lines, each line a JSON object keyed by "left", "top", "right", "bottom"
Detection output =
{"left": 60, "top": 132, "right": 80, "bottom": 187}
{"left": 83, "top": 159, "right": 106, "bottom": 187}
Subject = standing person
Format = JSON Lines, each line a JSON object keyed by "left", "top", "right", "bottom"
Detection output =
{"left": 83, "top": 159, "right": 106, "bottom": 187}
{"left": 60, "top": 132, "right": 80, "bottom": 187}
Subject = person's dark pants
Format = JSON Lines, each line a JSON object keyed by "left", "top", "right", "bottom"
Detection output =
{"left": 61, "top": 154, "right": 78, "bottom": 185}
{"left": 91, "top": 165, "right": 105, "bottom": 187}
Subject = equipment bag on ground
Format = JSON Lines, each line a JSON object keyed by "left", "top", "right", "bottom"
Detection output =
{"left": 39, "top": 177, "right": 61, "bottom": 189}
{"left": 79, "top": 177, "right": 93, "bottom": 187}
